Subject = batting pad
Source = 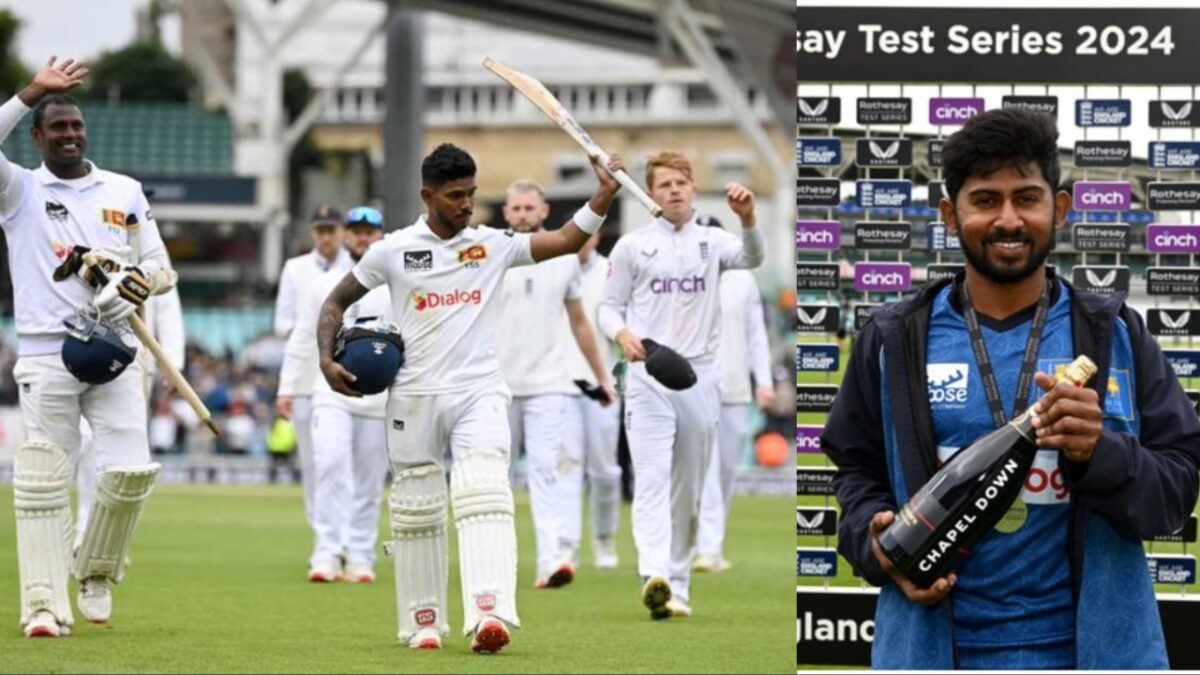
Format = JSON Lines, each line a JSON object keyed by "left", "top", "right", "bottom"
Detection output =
{"left": 451, "top": 449, "right": 521, "bottom": 633}
{"left": 72, "top": 463, "right": 160, "bottom": 583}
{"left": 14, "top": 441, "right": 75, "bottom": 627}
{"left": 387, "top": 463, "right": 449, "bottom": 642}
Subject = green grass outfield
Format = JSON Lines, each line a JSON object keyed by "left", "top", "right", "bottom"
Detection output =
{"left": 0, "top": 486, "right": 794, "bottom": 674}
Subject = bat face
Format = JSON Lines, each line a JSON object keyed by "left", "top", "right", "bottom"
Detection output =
{"left": 484, "top": 56, "right": 662, "bottom": 217}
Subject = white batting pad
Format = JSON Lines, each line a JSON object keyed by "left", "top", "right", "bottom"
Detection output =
{"left": 14, "top": 441, "right": 75, "bottom": 628}
{"left": 387, "top": 463, "right": 449, "bottom": 642}
{"left": 72, "top": 463, "right": 159, "bottom": 583}
{"left": 451, "top": 449, "right": 520, "bottom": 633}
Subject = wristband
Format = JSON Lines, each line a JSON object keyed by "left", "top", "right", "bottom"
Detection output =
{"left": 573, "top": 204, "right": 605, "bottom": 234}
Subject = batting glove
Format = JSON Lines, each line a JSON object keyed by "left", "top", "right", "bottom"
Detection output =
{"left": 94, "top": 267, "right": 151, "bottom": 322}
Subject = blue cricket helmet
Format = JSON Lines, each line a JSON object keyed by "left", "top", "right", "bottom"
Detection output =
{"left": 61, "top": 309, "right": 138, "bottom": 385}
{"left": 333, "top": 320, "right": 404, "bottom": 395}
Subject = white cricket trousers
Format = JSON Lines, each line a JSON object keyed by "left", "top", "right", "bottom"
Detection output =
{"left": 293, "top": 396, "right": 317, "bottom": 529}
{"left": 14, "top": 355, "right": 148, "bottom": 466}
{"left": 309, "top": 404, "right": 389, "bottom": 566}
{"left": 624, "top": 359, "right": 719, "bottom": 602}
{"left": 559, "top": 393, "right": 621, "bottom": 548}
{"left": 697, "top": 403, "right": 753, "bottom": 557}
{"left": 508, "top": 393, "right": 568, "bottom": 572}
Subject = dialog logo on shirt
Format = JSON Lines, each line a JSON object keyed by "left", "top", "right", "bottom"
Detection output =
{"left": 926, "top": 363, "right": 968, "bottom": 407}
{"left": 412, "top": 289, "right": 482, "bottom": 311}
{"left": 403, "top": 250, "right": 433, "bottom": 271}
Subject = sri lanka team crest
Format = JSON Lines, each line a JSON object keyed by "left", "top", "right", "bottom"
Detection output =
{"left": 456, "top": 244, "right": 488, "bottom": 267}
{"left": 101, "top": 208, "right": 127, "bottom": 234}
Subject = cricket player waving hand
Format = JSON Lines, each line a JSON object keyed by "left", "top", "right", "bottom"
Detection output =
{"left": 597, "top": 152, "right": 764, "bottom": 620}
{"left": 317, "top": 143, "right": 623, "bottom": 654}
{"left": 0, "top": 58, "right": 176, "bottom": 638}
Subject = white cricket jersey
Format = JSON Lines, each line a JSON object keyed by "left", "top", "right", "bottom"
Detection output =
{"left": 352, "top": 216, "right": 534, "bottom": 395}
{"left": 310, "top": 273, "right": 391, "bottom": 419}
{"left": 494, "top": 251, "right": 581, "bottom": 396}
{"left": 274, "top": 248, "right": 352, "bottom": 336}
{"left": 597, "top": 215, "right": 765, "bottom": 362}
{"left": 276, "top": 250, "right": 354, "bottom": 398}
{"left": 0, "top": 161, "right": 169, "bottom": 357}
{"left": 564, "top": 252, "right": 618, "bottom": 383}
{"left": 717, "top": 269, "right": 772, "bottom": 405}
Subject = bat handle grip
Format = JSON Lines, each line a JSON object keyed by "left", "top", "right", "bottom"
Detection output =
{"left": 589, "top": 148, "right": 664, "bottom": 218}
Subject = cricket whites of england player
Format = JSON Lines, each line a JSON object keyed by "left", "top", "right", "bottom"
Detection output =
{"left": 558, "top": 232, "right": 624, "bottom": 570}
{"left": 494, "top": 180, "right": 617, "bottom": 589}
{"left": 596, "top": 151, "right": 764, "bottom": 620}
{"left": 316, "top": 144, "right": 624, "bottom": 653}
{"left": 303, "top": 207, "right": 391, "bottom": 583}
{"left": 275, "top": 204, "right": 353, "bottom": 563}
{"left": 0, "top": 57, "right": 177, "bottom": 638}
{"left": 694, "top": 266, "right": 775, "bottom": 573}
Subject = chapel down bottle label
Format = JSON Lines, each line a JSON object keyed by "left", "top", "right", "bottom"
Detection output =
{"left": 877, "top": 355, "right": 1098, "bottom": 588}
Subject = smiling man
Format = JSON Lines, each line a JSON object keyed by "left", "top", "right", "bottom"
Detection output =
{"left": 315, "top": 143, "right": 624, "bottom": 654}
{"left": 0, "top": 57, "right": 176, "bottom": 638}
{"left": 822, "top": 108, "right": 1200, "bottom": 669}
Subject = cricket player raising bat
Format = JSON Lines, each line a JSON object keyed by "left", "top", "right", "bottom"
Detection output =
{"left": 317, "top": 143, "right": 623, "bottom": 653}
{"left": 597, "top": 152, "right": 764, "bottom": 619}
{"left": 0, "top": 57, "right": 177, "bottom": 638}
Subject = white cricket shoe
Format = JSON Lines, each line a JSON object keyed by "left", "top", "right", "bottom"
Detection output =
{"left": 77, "top": 577, "right": 112, "bottom": 624}
{"left": 665, "top": 596, "right": 693, "bottom": 618}
{"left": 23, "top": 610, "right": 62, "bottom": 638}
{"left": 307, "top": 558, "right": 342, "bottom": 583}
{"left": 534, "top": 561, "right": 574, "bottom": 589}
{"left": 641, "top": 576, "right": 672, "bottom": 620}
{"left": 408, "top": 627, "right": 442, "bottom": 650}
{"left": 593, "top": 537, "right": 619, "bottom": 570}
{"left": 470, "top": 616, "right": 511, "bottom": 654}
{"left": 692, "top": 554, "right": 731, "bottom": 574}
{"left": 343, "top": 562, "right": 375, "bottom": 584}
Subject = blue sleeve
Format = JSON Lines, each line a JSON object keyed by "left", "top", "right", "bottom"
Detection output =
{"left": 1064, "top": 307, "right": 1200, "bottom": 539}
{"left": 821, "top": 321, "right": 895, "bottom": 586}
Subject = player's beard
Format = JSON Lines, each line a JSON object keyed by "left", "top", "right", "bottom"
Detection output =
{"left": 958, "top": 216, "right": 1056, "bottom": 285}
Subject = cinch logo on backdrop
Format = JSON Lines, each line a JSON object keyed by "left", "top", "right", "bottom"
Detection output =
{"left": 649, "top": 276, "right": 705, "bottom": 294}
{"left": 796, "top": 8, "right": 1195, "bottom": 85}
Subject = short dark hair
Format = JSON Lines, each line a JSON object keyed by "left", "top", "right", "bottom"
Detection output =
{"left": 31, "top": 94, "right": 81, "bottom": 129}
{"left": 941, "top": 108, "right": 1060, "bottom": 206}
{"left": 421, "top": 143, "right": 475, "bottom": 187}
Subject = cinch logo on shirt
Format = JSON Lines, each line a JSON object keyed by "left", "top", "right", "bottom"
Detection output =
{"left": 649, "top": 275, "right": 705, "bottom": 294}
{"left": 412, "top": 289, "right": 482, "bottom": 311}
{"left": 927, "top": 363, "right": 969, "bottom": 407}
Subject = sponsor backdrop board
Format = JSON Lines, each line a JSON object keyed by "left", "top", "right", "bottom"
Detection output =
{"left": 798, "top": 13, "right": 1200, "bottom": 667}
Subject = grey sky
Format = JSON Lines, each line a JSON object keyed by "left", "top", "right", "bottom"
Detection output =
{"left": 7, "top": 0, "right": 180, "bottom": 69}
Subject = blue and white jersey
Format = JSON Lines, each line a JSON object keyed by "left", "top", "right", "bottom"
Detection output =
{"left": 926, "top": 281, "right": 1077, "bottom": 668}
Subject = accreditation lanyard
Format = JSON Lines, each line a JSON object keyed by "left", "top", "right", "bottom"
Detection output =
{"left": 959, "top": 277, "right": 1051, "bottom": 429}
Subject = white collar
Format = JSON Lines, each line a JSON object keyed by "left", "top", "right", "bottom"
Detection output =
{"left": 411, "top": 215, "right": 480, "bottom": 244}
{"left": 35, "top": 160, "right": 102, "bottom": 188}
{"left": 654, "top": 210, "right": 697, "bottom": 234}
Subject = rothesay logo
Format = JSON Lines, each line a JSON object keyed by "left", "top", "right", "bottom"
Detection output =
{"left": 927, "top": 363, "right": 969, "bottom": 407}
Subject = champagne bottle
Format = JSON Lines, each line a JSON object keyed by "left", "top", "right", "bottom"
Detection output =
{"left": 877, "top": 355, "right": 1097, "bottom": 588}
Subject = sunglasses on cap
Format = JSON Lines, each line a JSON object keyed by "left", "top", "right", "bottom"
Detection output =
{"left": 346, "top": 206, "right": 384, "bottom": 228}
